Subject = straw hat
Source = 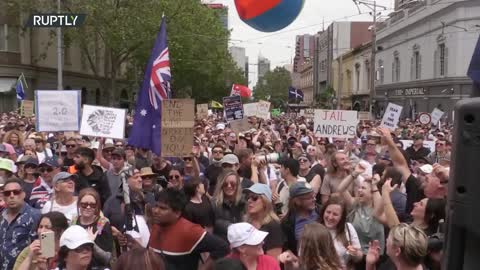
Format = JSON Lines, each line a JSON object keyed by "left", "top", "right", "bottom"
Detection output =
{"left": 140, "top": 167, "right": 157, "bottom": 177}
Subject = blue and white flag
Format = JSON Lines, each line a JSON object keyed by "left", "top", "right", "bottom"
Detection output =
{"left": 16, "top": 73, "right": 26, "bottom": 100}
{"left": 288, "top": 86, "right": 304, "bottom": 101}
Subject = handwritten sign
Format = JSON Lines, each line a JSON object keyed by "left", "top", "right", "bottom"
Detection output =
{"left": 21, "top": 100, "right": 34, "bottom": 117}
{"left": 314, "top": 110, "right": 359, "bottom": 138}
{"left": 358, "top": 111, "right": 371, "bottom": 121}
{"left": 431, "top": 108, "right": 444, "bottom": 126}
{"left": 161, "top": 99, "right": 194, "bottom": 157}
{"left": 223, "top": 96, "right": 244, "bottom": 122}
{"left": 243, "top": 103, "right": 257, "bottom": 117}
{"left": 35, "top": 90, "right": 81, "bottom": 132}
{"left": 80, "top": 105, "right": 126, "bottom": 139}
{"left": 381, "top": 103, "right": 403, "bottom": 130}
{"left": 230, "top": 118, "right": 252, "bottom": 134}
{"left": 300, "top": 108, "right": 315, "bottom": 119}
{"left": 196, "top": 103, "right": 209, "bottom": 119}
{"left": 257, "top": 100, "right": 271, "bottom": 120}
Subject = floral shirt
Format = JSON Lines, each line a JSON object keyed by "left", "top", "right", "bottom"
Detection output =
{"left": 0, "top": 204, "right": 41, "bottom": 270}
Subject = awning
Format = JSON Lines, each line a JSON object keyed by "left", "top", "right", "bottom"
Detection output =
{"left": 0, "top": 78, "right": 16, "bottom": 93}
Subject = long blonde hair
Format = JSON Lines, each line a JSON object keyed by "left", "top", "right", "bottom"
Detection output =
{"left": 245, "top": 194, "right": 279, "bottom": 226}
{"left": 299, "top": 223, "right": 343, "bottom": 270}
{"left": 3, "top": 130, "right": 24, "bottom": 147}
{"left": 213, "top": 170, "right": 242, "bottom": 207}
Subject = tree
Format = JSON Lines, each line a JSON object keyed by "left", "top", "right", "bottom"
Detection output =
{"left": 7, "top": 0, "right": 245, "bottom": 105}
{"left": 253, "top": 67, "right": 291, "bottom": 109}
{"left": 316, "top": 85, "right": 336, "bottom": 109}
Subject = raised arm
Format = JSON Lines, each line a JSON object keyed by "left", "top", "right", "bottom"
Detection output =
{"left": 377, "top": 127, "right": 411, "bottom": 182}
{"left": 381, "top": 180, "right": 400, "bottom": 228}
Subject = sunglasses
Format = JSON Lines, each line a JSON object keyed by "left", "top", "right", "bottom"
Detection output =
{"left": 169, "top": 175, "right": 180, "bottom": 180}
{"left": 223, "top": 181, "right": 237, "bottom": 187}
{"left": 73, "top": 244, "right": 92, "bottom": 253}
{"left": 183, "top": 157, "right": 192, "bottom": 162}
{"left": 247, "top": 194, "right": 260, "bottom": 202}
{"left": 80, "top": 202, "right": 97, "bottom": 209}
{"left": 39, "top": 167, "right": 54, "bottom": 173}
{"left": 66, "top": 144, "right": 76, "bottom": 148}
{"left": 435, "top": 143, "right": 445, "bottom": 146}
{"left": 298, "top": 158, "right": 309, "bottom": 163}
{"left": 3, "top": 189, "right": 22, "bottom": 196}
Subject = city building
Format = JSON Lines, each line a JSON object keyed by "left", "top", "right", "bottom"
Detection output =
{"left": 229, "top": 46, "right": 247, "bottom": 76}
{"left": 293, "top": 34, "right": 315, "bottom": 73}
{"left": 298, "top": 61, "right": 314, "bottom": 105}
{"left": 257, "top": 55, "right": 271, "bottom": 84}
{"left": 312, "top": 21, "right": 372, "bottom": 102}
{"left": 206, "top": 3, "right": 228, "bottom": 30}
{"left": 0, "top": 6, "right": 129, "bottom": 112}
{"left": 374, "top": 0, "right": 480, "bottom": 121}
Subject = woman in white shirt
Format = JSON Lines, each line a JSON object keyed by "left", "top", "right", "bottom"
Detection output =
{"left": 42, "top": 172, "right": 78, "bottom": 223}
{"left": 319, "top": 196, "right": 363, "bottom": 269}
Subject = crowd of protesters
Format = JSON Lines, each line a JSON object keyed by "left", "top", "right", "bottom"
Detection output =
{"left": 0, "top": 110, "right": 451, "bottom": 270}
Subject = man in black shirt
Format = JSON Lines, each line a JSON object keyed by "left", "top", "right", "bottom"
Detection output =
{"left": 405, "top": 135, "right": 431, "bottom": 161}
{"left": 62, "top": 137, "right": 77, "bottom": 167}
{"left": 205, "top": 144, "right": 225, "bottom": 195}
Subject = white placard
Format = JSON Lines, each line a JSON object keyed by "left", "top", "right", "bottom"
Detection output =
{"left": 243, "top": 103, "right": 258, "bottom": 117}
{"left": 314, "top": 110, "right": 359, "bottom": 138}
{"left": 400, "top": 140, "right": 436, "bottom": 153}
{"left": 381, "top": 103, "right": 403, "bottom": 130}
{"left": 35, "top": 90, "right": 81, "bottom": 132}
{"left": 300, "top": 108, "right": 315, "bottom": 118}
{"left": 80, "top": 105, "right": 127, "bottom": 139}
{"left": 431, "top": 108, "right": 444, "bottom": 126}
{"left": 257, "top": 100, "right": 271, "bottom": 120}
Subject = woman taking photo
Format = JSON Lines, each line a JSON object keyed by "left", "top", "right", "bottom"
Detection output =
{"left": 279, "top": 223, "right": 343, "bottom": 270}
{"left": 183, "top": 177, "right": 214, "bottom": 230}
{"left": 14, "top": 212, "right": 69, "bottom": 270}
{"left": 72, "top": 188, "right": 114, "bottom": 268}
{"left": 319, "top": 196, "right": 363, "bottom": 269}
{"left": 244, "top": 183, "right": 284, "bottom": 260}
{"left": 212, "top": 170, "right": 246, "bottom": 241}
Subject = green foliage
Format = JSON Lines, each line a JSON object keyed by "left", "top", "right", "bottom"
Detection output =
{"left": 253, "top": 67, "right": 291, "bottom": 109}
{"left": 7, "top": 0, "right": 245, "bottom": 105}
{"left": 316, "top": 85, "right": 336, "bottom": 109}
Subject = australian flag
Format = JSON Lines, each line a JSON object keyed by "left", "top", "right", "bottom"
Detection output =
{"left": 288, "top": 86, "right": 304, "bottom": 101}
{"left": 468, "top": 34, "right": 480, "bottom": 96}
{"left": 128, "top": 17, "right": 171, "bottom": 155}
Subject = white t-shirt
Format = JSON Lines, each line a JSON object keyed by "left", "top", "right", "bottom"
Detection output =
{"left": 329, "top": 223, "right": 361, "bottom": 269}
{"left": 42, "top": 198, "right": 78, "bottom": 223}
{"left": 36, "top": 148, "right": 53, "bottom": 163}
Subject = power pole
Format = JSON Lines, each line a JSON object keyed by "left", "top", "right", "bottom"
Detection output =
{"left": 57, "top": 0, "right": 63, "bottom": 90}
{"left": 337, "top": 24, "right": 342, "bottom": 110}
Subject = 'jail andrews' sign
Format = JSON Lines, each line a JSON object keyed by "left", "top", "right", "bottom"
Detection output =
{"left": 314, "top": 110, "right": 359, "bottom": 139}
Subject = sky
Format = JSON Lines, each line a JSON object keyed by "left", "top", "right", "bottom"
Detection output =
{"left": 210, "top": 0, "right": 394, "bottom": 87}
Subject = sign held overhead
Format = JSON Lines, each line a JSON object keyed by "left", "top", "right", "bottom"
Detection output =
{"left": 314, "top": 110, "right": 359, "bottom": 138}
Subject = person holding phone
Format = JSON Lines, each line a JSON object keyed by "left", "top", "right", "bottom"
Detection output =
{"left": 14, "top": 212, "right": 69, "bottom": 270}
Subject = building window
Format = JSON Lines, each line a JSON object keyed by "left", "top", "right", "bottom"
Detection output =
{"left": 365, "top": 60, "right": 370, "bottom": 90}
{"left": 411, "top": 46, "right": 421, "bottom": 80}
{"left": 303, "top": 35, "right": 310, "bottom": 58}
{"left": 0, "top": 24, "right": 20, "bottom": 52}
{"left": 378, "top": 60, "right": 384, "bottom": 83}
{"left": 392, "top": 51, "right": 400, "bottom": 82}
{"left": 355, "top": 63, "right": 361, "bottom": 92}
{"left": 437, "top": 43, "right": 447, "bottom": 77}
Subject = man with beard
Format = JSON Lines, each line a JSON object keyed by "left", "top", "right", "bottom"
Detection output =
{"left": 74, "top": 147, "right": 111, "bottom": 205}
{"left": 320, "top": 151, "right": 353, "bottom": 204}
{"left": 149, "top": 188, "right": 229, "bottom": 270}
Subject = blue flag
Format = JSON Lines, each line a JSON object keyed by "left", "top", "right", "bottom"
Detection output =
{"left": 288, "top": 86, "right": 304, "bottom": 101}
{"left": 16, "top": 74, "right": 25, "bottom": 101}
{"left": 468, "top": 35, "right": 480, "bottom": 83}
{"left": 128, "top": 17, "right": 171, "bottom": 155}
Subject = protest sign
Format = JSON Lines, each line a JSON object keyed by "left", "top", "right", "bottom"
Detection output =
{"left": 314, "top": 110, "right": 359, "bottom": 138}
{"left": 257, "top": 100, "right": 271, "bottom": 120}
{"left": 243, "top": 103, "right": 257, "bottom": 117}
{"left": 79, "top": 105, "right": 127, "bottom": 139}
{"left": 358, "top": 111, "right": 371, "bottom": 121}
{"left": 21, "top": 100, "right": 34, "bottom": 117}
{"left": 380, "top": 103, "right": 403, "bottom": 130}
{"left": 35, "top": 90, "right": 81, "bottom": 132}
{"left": 271, "top": 109, "right": 281, "bottom": 117}
{"left": 417, "top": 112, "right": 432, "bottom": 125}
{"left": 161, "top": 99, "right": 195, "bottom": 157}
{"left": 230, "top": 118, "right": 251, "bottom": 134}
{"left": 400, "top": 140, "right": 436, "bottom": 153}
{"left": 223, "top": 96, "right": 243, "bottom": 121}
{"left": 196, "top": 103, "right": 209, "bottom": 119}
{"left": 300, "top": 108, "right": 315, "bottom": 119}
{"left": 431, "top": 108, "right": 444, "bottom": 126}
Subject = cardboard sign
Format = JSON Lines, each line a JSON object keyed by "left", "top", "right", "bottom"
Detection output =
{"left": 300, "top": 108, "right": 315, "bottom": 119}
{"left": 400, "top": 140, "right": 436, "bottom": 153}
{"left": 230, "top": 118, "right": 251, "bottom": 134}
{"left": 381, "top": 103, "right": 403, "bottom": 130}
{"left": 196, "top": 103, "right": 209, "bottom": 119}
{"left": 257, "top": 100, "right": 271, "bottom": 120}
{"left": 314, "top": 110, "right": 359, "bottom": 138}
{"left": 161, "top": 99, "right": 194, "bottom": 157}
{"left": 243, "top": 103, "right": 257, "bottom": 117}
{"left": 21, "top": 100, "right": 34, "bottom": 117}
{"left": 431, "top": 108, "right": 444, "bottom": 126}
{"left": 79, "top": 105, "right": 126, "bottom": 139}
{"left": 35, "top": 90, "right": 81, "bottom": 132}
{"left": 223, "top": 96, "right": 244, "bottom": 122}
{"left": 358, "top": 111, "right": 371, "bottom": 121}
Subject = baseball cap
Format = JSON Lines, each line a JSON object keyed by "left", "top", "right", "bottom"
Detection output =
{"left": 0, "top": 158, "right": 14, "bottom": 173}
{"left": 418, "top": 164, "right": 433, "bottom": 174}
{"left": 24, "top": 158, "right": 39, "bottom": 167}
{"left": 111, "top": 148, "right": 126, "bottom": 159}
{"left": 216, "top": 123, "right": 225, "bottom": 130}
{"left": 52, "top": 172, "right": 78, "bottom": 185}
{"left": 244, "top": 183, "right": 272, "bottom": 201}
{"left": 437, "top": 132, "right": 445, "bottom": 137}
{"left": 39, "top": 157, "right": 60, "bottom": 168}
{"left": 15, "top": 155, "right": 32, "bottom": 165}
{"left": 289, "top": 181, "right": 313, "bottom": 198}
{"left": 221, "top": 154, "right": 239, "bottom": 165}
{"left": 227, "top": 222, "right": 269, "bottom": 248}
{"left": 60, "top": 225, "right": 94, "bottom": 250}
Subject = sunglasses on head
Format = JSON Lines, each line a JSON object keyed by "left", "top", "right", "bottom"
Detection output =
{"left": 169, "top": 175, "right": 180, "bottom": 180}
{"left": 3, "top": 189, "right": 22, "bottom": 196}
{"left": 80, "top": 202, "right": 97, "bottom": 209}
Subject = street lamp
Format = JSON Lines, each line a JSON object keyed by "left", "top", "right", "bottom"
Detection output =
{"left": 332, "top": 97, "right": 338, "bottom": 109}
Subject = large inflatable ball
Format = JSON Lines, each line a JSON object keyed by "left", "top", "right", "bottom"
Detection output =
{"left": 234, "top": 0, "right": 304, "bottom": 32}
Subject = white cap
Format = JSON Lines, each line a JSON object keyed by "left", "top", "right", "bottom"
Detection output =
{"left": 216, "top": 123, "right": 225, "bottom": 130}
{"left": 419, "top": 164, "right": 433, "bottom": 174}
{"left": 60, "top": 225, "right": 94, "bottom": 249}
{"left": 227, "top": 222, "right": 269, "bottom": 248}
